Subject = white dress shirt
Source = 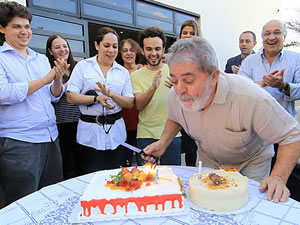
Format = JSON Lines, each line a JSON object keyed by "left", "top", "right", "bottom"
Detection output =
{"left": 67, "top": 56, "right": 134, "bottom": 150}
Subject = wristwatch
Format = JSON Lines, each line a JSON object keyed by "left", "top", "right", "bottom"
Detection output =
{"left": 94, "top": 95, "right": 98, "bottom": 103}
{"left": 283, "top": 82, "right": 289, "bottom": 92}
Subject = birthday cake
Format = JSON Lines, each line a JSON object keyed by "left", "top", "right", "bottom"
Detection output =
{"left": 189, "top": 168, "right": 248, "bottom": 211}
{"left": 79, "top": 165, "right": 185, "bottom": 219}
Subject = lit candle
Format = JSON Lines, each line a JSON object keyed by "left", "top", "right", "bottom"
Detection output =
{"left": 155, "top": 168, "right": 159, "bottom": 184}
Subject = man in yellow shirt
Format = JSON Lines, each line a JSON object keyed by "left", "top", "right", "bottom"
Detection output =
{"left": 131, "top": 27, "right": 181, "bottom": 165}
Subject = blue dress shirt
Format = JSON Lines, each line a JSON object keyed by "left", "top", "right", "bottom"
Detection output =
{"left": 0, "top": 42, "right": 64, "bottom": 143}
{"left": 239, "top": 49, "right": 300, "bottom": 119}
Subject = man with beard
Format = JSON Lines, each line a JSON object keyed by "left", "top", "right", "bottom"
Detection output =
{"left": 143, "top": 37, "right": 300, "bottom": 203}
{"left": 225, "top": 31, "right": 256, "bottom": 74}
{"left": 131, "top": 27, "right": 181, "bottom": 166}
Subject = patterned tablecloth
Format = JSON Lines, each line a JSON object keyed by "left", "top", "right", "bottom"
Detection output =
{"left": 0, "top": 166, "right": 300, "bottom": 225}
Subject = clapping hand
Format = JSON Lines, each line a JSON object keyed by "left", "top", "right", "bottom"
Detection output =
{"left": 95, "top": 81, "right": 114, "bottom": 110}
{"left": 164, "top": 76, "right": 173, "bottom": 89}
{"left": 263, "top": 69, "right": 285, "bottom": 89}
{"left": 231, "top": 65, "right": 240, "bottom": 74}
{"left": 152, "top": 70, "right": 162, "bottom": 90}
{"left": 53, "top": 58, "right": 70, "bottom": 80}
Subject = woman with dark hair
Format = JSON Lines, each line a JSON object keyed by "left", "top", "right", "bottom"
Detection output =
{"left": 179, "top": 19, "right": 201, "bottom": 39}
{"left": 119, "top": 38, "right": 142, "bottom": 166}
{"left": 46, "top": 34, "right": 80, "bottom": 179}
{"left": 66, "top": 27, "right": 134, "bottom": 173}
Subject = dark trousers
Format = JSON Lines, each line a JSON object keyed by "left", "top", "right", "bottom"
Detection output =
{"left": 0, "top": 138, "right": 63, "bottom": 206}
{"left": 271, "top": 143, "right": 300, "bottom": 201}
{"left": 121, "top": 130, "right": 137, "bottom": 167}
{"left": 181, "top": 129, "right": 197, "bottom": 166}
{"left": 57, "top": 122, "right": 80, "bottom": 179}
{"left": 79, "top": 144, "right": 126, "bottom": 174}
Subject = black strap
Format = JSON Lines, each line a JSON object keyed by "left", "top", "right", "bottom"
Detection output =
{"left": 80, "top": 112, "right": 122, "bottom": 125}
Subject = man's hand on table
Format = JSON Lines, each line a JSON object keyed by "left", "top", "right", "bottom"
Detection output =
{"left": 259, "top": 174, "right": 290, "bottom": 203}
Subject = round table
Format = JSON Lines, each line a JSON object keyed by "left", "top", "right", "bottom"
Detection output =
{"left": 0, "top": 166, "right": 299, "bottom": 225}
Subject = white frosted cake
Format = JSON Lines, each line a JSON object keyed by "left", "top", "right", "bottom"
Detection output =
{"left": 189, "top": 168, "right": 248, "bottom": 211}
{"left": 79, "top": 166, "right": 185, "bottom": 219}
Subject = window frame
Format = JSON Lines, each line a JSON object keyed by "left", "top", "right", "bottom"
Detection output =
{"left": 28, "top": 8, "right": 89, "bottom": 58}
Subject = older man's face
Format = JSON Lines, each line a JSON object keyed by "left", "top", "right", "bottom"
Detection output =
{"left": 262, "top": 20, "right": 286, "bottom": 57}
{"left": 169, "top": 62, "right": 217, "bottom": 111}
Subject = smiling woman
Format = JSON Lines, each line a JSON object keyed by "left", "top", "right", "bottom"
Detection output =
{"left": 45, "top": 35, "right": 80, "bottom": 179}
{"left": 66, "top": 27, "right": 134, "bottom": 174}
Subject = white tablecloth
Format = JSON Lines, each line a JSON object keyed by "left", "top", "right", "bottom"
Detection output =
{"left": 0, "top": 166, "right": 300, "bottom": 225}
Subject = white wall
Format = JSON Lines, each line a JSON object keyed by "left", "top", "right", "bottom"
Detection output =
{"left": 156, "top": 0, "right": 283, "bottom": 70}
{"left": 13, "top": 0, "right": 26, "bottom": 5}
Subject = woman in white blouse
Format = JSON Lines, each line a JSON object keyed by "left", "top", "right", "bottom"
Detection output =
{"left": 67, "top": 27, "right": 134, "bottom": 173}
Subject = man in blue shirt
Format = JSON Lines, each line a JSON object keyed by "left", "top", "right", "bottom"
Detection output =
{"left": 239, "top": 20, "right": 300, "bottom": 199}
{"left": 225, "top": 31, "right": 256, "bottom": 74}
{"left": 239, "top": 20, "right": 300, "bottom": 119}
{"left": 0, "top": 2, "right": 68, "bottom": 206}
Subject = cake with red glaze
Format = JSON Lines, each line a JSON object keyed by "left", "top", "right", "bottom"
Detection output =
{"left": 79, "top": 166, "right": 185, "bottom": 219}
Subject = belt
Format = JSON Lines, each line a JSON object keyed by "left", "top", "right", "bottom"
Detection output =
{"left": 80, "top": 112, "right": 122, "bottom": 125}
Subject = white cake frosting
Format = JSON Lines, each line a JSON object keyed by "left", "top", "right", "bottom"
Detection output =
{"left": 189, "top": 169, "right": 248, "bottom": 211}
{"left": 79, "top": 166, "right": 185, "bottom": 219}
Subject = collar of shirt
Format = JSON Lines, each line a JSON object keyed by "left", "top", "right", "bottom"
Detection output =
{"left": 1, "top": 42, "right": 38, "bottom": 59}
{"left": 260, "top": 48, "right": 285, "bottom": 62}
{"left": 88, "top": 55, "right": 124, "bottom": 72}
{"left": 212, "top": 72, "right": 228, "bottom": 105}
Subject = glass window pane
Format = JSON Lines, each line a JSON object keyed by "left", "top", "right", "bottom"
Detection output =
{"left": 83, "top": 3, "right": 132, "bottom": 24}
{"left": 137, "top": 16, "right": 173, "bottom": 33}
{"left": 89, "top": 0, "right": 132, "bottom": 10}
{"left": 68, "top": 39, "right": 84, "bottom": 53}
{"left": 29, "top": 34, "right": 84, "bottom": 54}
{"left": 176, "top": 13, "right": 196, "bottom": 26}
{"left": 31, "top": 16, "right": 83, "bottom": 36}
{"left": 137, "top": 1, "right": 172, "bottom": 21}
{"left": 29, "top": 34, "right": 48, "bottom": 51}
{"left": 176, "top": 25, "right": 181, "bottom": 35}
{"left": 32, "top": 0, "right": 77, "bottom": 14}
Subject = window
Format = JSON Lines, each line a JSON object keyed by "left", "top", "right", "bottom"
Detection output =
{"left": 137, "top": 17, "right": 173, "bottom": 33}
{"left": 82, "top": 2, "right": 132, "bottom": 24}
{"left": 136, "top": 1, "right": 173, "bottom": 33}
{"left": 30, "top": 0, "right": 78, "bottom": 15}
{"left": 87, "top": 0, "right": 132, "bottom": 10}
{"left": 31, "top": 16, "right": 83, "bottom": 36}
{"left": 28, "top": 9, "right": 88, "bottom": 58}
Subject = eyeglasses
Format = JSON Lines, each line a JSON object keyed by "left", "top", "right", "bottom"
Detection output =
{"left": 263, "top": 31, "right": 283, "bottom": 37}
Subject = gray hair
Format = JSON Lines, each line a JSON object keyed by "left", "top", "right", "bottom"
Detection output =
{"left": 166, "top": 37, "right": 218, "bottom": 74}
{"left": 261, "top": 19, "right": 287, "bottom": 38}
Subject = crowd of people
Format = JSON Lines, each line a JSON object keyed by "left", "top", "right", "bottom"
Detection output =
{"left": 0, "top": 1, "right": 300, "bottom": 207}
